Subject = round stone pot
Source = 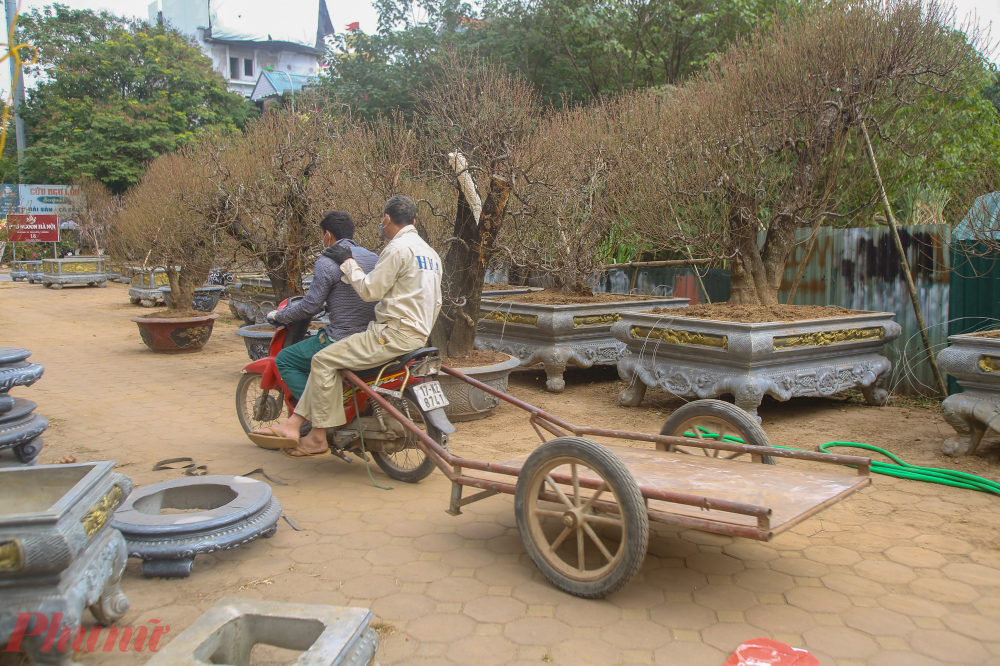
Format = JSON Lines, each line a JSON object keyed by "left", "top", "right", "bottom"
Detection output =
{"left": 235, "top": 323, "right": 275, "bottom": 361}
{"left": 131, "top": 313, "right": 220, "bottom": 353}
{"left": 160, "top": 285, "right": 225, "bottom": 312}
{"left": 438, "top": 353, "right": 521, "bottom": 422}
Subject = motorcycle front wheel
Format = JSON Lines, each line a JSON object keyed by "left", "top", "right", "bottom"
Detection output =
{"left": 236, "top": 372, "right": 290, "bottom": 443}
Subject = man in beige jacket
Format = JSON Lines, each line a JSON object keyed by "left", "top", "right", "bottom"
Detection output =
{"left": 259, "top": 195, "right": 443, "bottom": 458}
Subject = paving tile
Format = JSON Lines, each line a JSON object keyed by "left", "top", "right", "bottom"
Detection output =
{"left": 853, "top": 559, "right": 917, "bottom": 585}
{"left": 699, "top": 622, "right": 763, "bottom": 653}
{"left": 649, "top": 602, "right": 716, "bottom": 631}
{"left": 446, "top": 635, "right": 517, "bottom": 666}
{"left": 941, "top": 612, "right": 1000, "bottom": 641}
{"left": 785, "top": 586, "right": 851, "bottom": 614}
{"left": 910, "top": 577, "right": 979, "bottom": 604}
{"left": 732, "top": 569, "right": 795, "bottom": 594}
{"left": 804, "top": 545, "right": 862, "bottom": 566}
{"left": 843, "top": 607, "right": 915, "bottom": 636}
{"left": 692, "top": 585, "right": 757, "bottom": 612}
{"left": 406, "top": 613, "right": 476, "bottom": 643}
{"left": 770, "top": 558, "right": 829, "bottom": 578}
{"left": 425, "top": 577, "right": 489, "bottom": 603}
{"left": 821, "top": 572, "right": 886, "bottom": 598}
{"left": 463, "top": 596, "right": 527, "bottom": 624}
{"left": 685, "top": 552, "right": 745, "bottom": 576}
{"left": 803, "top": 626, "right": 878, "bottom": 659}
{"left": 943, "top": 562, "right": 1000, "bottom": 587}
{"left": 744, "top": 604, "right": 816, "bottom": 634}
{"left": 602, "top": 619, "right": 671, "bottom": 650}
{"left": 551, "top": 637, "right": 621, "bottom": 665}
{"left": 653, "top": 641, "right": 727, "bottom": 666}
{"left": 554, "top": 598, "right": 621, "bottom": 628}
{"left": 503, "top": 617, "right": 571, "bottom": 646}
{"left": 372, "top": 593, "right": 438, "bottom": 621}
{"left": 883, "top": 546, "right": 948, "bottom": 569}
{"left": 909, "top": 629, "right": 990, "bottom": 664}
{"left": 878, "top": 593, "right": 948, "bottom": 618}
{"left": 867, "top": 652, "right": 947, "bottom": 666}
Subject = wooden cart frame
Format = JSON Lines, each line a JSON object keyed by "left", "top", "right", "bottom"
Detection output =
{"left": 344, "top": 365, "right": 872, "bottom": 597}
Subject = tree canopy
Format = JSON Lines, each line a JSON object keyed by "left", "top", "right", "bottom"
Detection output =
{"left": 18, "top": 5, "right": 255, "bottom": 191}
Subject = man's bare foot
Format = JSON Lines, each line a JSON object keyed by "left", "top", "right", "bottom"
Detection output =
{"left": 284, "top": 427, "right": 328, "bottom": 457}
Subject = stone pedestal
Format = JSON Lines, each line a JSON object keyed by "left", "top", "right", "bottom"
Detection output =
{"left": 0, "top": 348, "right": 47, "bottom": 466}
{"left": 0, "top": 461, "right": 133, "bottom": 666}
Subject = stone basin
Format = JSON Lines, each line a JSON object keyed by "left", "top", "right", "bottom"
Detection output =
{"left": 612, "top": 309, "right": 901, "bottom": 419}
{"left": 227, "top": 275, "right": 314, "bottom": 324}
{"left": 10, "top": 260, "right": 41, "bottom": 283}
{"left": 474, "top": 296, "right": 689, "bottom": 391}
{"left": 0, "top": 461, "right": 133, "bottom": 665}
{"left": 160, "top": 285, "right": 225, "bottom": 312}
{"left": 41, "top": 257, "right": 108, "bottom": 289}
{"left": 937, "top": 333, "right": 1000, "bottom": 456}
{"left": 129, "top": 268, "right": 171, "bottom": 306}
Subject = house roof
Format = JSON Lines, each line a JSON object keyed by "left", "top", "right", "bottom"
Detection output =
{"left": 250, "top": 71, "right": 319, "bottom": 101}
{"left": 954, "top": 192, "right": 1000, "bottom": 241}
{"left": 160, "top": 0, "right": 334, "bottom": 50}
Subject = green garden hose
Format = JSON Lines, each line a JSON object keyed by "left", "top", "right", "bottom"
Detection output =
{"left": 686, "top": 426, "right": 1000, "bottom": 496}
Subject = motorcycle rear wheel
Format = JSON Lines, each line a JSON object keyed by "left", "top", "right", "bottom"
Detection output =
{"left": 370, "top": 398, "right": 437, "bottom": 483}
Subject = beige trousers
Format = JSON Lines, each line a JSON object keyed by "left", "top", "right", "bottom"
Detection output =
{"left": 294, "top": 321, "right": 424, "bottom": 428}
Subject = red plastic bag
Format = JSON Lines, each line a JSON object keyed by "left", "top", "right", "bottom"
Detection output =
{"left": 723, "top": 638, "right": 820, "bottom": 666}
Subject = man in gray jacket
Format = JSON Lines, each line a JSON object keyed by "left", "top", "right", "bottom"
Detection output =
{"left": 266, "top": 210, "right": 378, "bottom": 401}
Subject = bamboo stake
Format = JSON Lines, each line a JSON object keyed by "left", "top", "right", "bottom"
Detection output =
{"left": 860, "top": 120, "right": 948, "bottom": 398}
{"left": 786, "top": 215, "right": 825, "bottom": 304}
{"left": 603, "top": 258, "right": 712, "bottom": 269}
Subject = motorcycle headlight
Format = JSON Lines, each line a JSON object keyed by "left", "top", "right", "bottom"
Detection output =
{"left": 410, "top": 356, "right": 442, "bottom": 377}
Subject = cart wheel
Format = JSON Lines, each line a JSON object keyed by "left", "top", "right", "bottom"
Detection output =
{"left": 236, "top": 372, "right": 290, "bottom": 444}
{"left": 515, "top": 436, "right": 648, "bottom": 598}
{"left": 660, "top": 399, "right": 775, "bottom": 464}
{"left": 371, "top": 398, "right": 436, "bottom": 483}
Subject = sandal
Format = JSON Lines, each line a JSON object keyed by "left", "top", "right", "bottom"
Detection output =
{"left": 248, "top": 427, "right": 300, "bottom": 450}
{"left": 282, "top": 446, "right": 332, "bottom": 459}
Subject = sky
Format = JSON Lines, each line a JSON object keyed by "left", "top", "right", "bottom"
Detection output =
{"left": 0, "top": 0, "right": 997, "bottom": 95}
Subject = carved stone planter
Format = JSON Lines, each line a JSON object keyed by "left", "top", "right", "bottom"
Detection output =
{"left": 112, "top": 475, "right": 282, "bottom": 578}
{"left": 10, "top": 260, "right": 41, "bottom": 283}
{"left": 227, "top": 275, "right": 313, "bottom": 324}
{"left": 40, "top": 258, "right": 107, "bottom": 289}
{"left": 0, "top": 348, "right": 47, "bottom": 466}
{"left": 160, "top": 285, "right": 225, "bottom": 312}
{"left": 145, "top": 598, "right": 377, "bottom": 666}
{"left": 132, "top": 313, "right": 220, "bottom": 353}
{"left": 128, "top": 268, "right": 170, "bottom": 307}
{"left": 438, "top": 354, "right": 521, "bottom": 421}
{"left": 235, "top": 323, "right": 276, "bottom": 361}
{"left": 0, "top": 461, "right": 133, "bottom": 666}
{"left": 937, "top": 333, "right": 1000, "bottom": 457}
{"left": 612, "top": 310, "right": 901, "bottom": 419}
{"left": 475, "top": 297, "right": 688, "bottom": 391}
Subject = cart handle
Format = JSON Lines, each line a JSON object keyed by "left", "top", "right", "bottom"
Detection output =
{"left": 440, "top": 366, "right": 871, "bottom": 475}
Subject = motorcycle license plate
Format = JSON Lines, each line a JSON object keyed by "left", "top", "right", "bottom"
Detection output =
{"left": 412, "top": 381, "right": 449, "bottom": 411}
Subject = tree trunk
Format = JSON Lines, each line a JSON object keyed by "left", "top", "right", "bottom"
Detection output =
{"left": 430, "top": 176, "right": 511, "bottom": 358}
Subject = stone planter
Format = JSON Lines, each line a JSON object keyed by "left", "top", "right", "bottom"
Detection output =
{"left": 10, "top": 260, "right": 41, "bottom": 283}
{"left": 111, "top": 475, "right": 281, "bottom": 578}
{"left": 0, "top": 348, "right": 47, "bottom": 466}
{"left": 132, "top": 313, "right": 220, "bottom": 353}
{"left": 227, "top": 275, "right": 314, "bottom": 324}
{"left": 612, "top": 310, "right": 901, "bottom": 419}
{"left": 439, "top": 353, "right": 521, "bottom": 421}
{"left": 103, "top": 263, "right": 121, "bottom": 282}
{"left": 0, "top": 461, "right": 133, "bottom": 666}
{"left": 481, "top": 286, "right": 543, "bottom": 297}
{"left": 128, "top": 268, "right": 170, "bottom": 306}
{"left": 40, "top": 257, "right": 107, "bottom": 289}
{"left": 145, "top": 598, "right": 377, "bottom": 666}
{"left": 160, "top": 285, "right": 225, "bottom": 312}
{"left": 937, "top": 333, "right": 1000, "bottom": 456}
{"left": 475, "top": 297, "right": 689, "bottom": 391}
{"left": 235, "top": 323, "right": 276, "bottom": 361}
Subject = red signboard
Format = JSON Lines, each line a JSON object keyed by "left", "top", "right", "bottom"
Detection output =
{"left": 6, "top": 214, "right": 59, "bottom": 242}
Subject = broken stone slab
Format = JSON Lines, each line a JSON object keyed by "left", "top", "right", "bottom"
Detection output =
{"left": 0, "top": 461, "right": 133, "bottom": 666}
{"left": 111, "top": 475, "right": 281, "bottom": 578}
{"left": 145, "top": 597, "right": 378, "bottom": 666}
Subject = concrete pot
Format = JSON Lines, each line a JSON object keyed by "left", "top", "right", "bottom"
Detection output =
{"left": 40, "top": 257, "right": 107, "bottom": 289}
{"left": 160, "top": 285, "right": 225, "bottom": 312}
{"left": 132, "top": 313, "right": 220, "bottom": 353}
{"left": 10, "top": 260, "right": 41, "bottom": 283}
{"left": 128, "top": 268, "right": 171, "bottom": 306}
{"left": 438, "top": 353, "right": 521, "bottom": 421}
{"left": 937, "top": 333, "right": 1000, "bottom": 456}
{"left": 612, "top": 310, "right": 901, "bottom": 419}
{"left": 475, "top": 296, "right": 689, "bottom": 391}
{"left": 235, "top": 323, "right": 276, "bottom": 361}
{"left": 0, "top": 461, "right": 133, "bottom": 666}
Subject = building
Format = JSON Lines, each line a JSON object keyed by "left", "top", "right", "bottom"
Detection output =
{"left": 147, "top": 0, "right": 334, "bottom": 98}
{"left": 250, "top": 71, "right": 317, "bottom": 104}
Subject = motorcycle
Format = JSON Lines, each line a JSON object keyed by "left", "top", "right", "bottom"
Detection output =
{"left": 235, "top": 296, "right": 455, "bottom": 483}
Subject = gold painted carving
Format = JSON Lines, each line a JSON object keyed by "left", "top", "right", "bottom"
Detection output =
{"left": 0, "top": 539, "right": 22, "bottom": 572}
{"left": 153, "top": 272, "right": 170, "bottom": 286}
{"left": 61, "top": 262, "right": 99, "bottom": 273}
{"left": 81, "top": 485, "right": 124, "bottom": 537}
{"left": 574, "top": 313, "right": 622, "bottom": 328}
{"left": 481, "top": 311, "right": 538, "bottom": 327}
{"left": 241, "top": 284, "right": 274, "bottom": 296}
{"left": 773, "top": 327, "right": 884, "bottom": 350}
{"left": 979, "top": 356, "right": 999, "bottom": 373}
{"left": 629, "top": 326, "right": 728, "bottom": 349}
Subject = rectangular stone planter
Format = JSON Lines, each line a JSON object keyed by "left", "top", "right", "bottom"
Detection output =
{"left": 227, "top": 275, "right": 314, "bottom": 324}
{"left": 0, "top": 461, "right": 133, "bottom": 666}
{"left": 10, "top": 260, "right": 41, "bottom": 283}
{"left": 937, "top": 333, "right": 1000, "bottom": 456}
{"left": 41, "top": 258, "right": 107, "bottom": 289}
{"left": 612, "top": 310, "right": 901, "bottom": 418}
{"left": 145, "top": 597, "right": 377, "bottom": 666}
{"left": 475, "top": 296, "right": 689, "bottom": 391}
{"left": 129, "top": 268, "right": 171, "bottom": 306}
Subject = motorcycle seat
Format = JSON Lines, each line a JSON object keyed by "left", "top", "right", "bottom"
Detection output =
{"left": 352, "top": 347, "right": 441, "bottom": 381}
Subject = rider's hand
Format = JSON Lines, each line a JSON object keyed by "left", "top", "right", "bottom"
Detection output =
{"left": 265, "top": 310, "right": 281, "bottom": 326}
{"left": 323, "top": 244, "right": 353, "bottom": 265}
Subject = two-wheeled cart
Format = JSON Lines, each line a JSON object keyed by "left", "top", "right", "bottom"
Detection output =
{"left": 344, "top": 365, "right": 872, "bottom": 598}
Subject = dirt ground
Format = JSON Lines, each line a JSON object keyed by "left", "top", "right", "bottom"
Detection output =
{"left": 3, "top": 279, "right": 1000, "bottom": 666}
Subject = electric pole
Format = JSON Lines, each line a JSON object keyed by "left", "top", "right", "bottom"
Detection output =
{"left": 4, "top": 0, "right": 28, "bottom": 166}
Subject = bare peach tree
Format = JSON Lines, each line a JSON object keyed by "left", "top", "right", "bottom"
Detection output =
{"left": 608, "top": 0, "right": 987, "bottom": 305}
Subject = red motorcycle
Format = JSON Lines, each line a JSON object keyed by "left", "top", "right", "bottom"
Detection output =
{"left": 235, "top": 296, "right": 455, "bottom": 482}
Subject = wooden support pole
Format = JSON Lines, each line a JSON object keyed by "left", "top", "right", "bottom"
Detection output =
{"left": 860, "top": 120, "right": 948, "bottom": 398}
{"left": 786, "top": 215, "right": 825, "bottom": 304}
